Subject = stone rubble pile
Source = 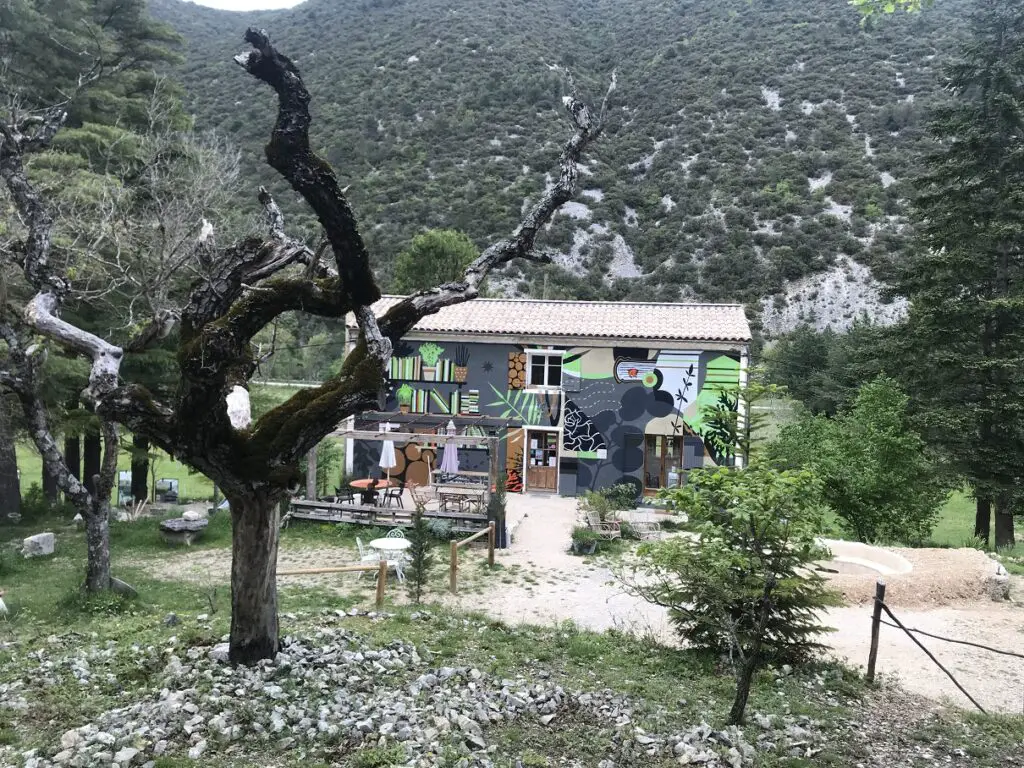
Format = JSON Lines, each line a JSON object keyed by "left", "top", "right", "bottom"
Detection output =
{"left": 3, "top": 611, "right": 824, "bottom": 768}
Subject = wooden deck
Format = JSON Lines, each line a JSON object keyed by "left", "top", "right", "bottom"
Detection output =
{"left": 284, "top": 498, "right": 489, "bottom": 534}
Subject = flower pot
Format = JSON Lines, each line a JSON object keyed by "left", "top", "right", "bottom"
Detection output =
{"left": 399, "top": 403, "right": 410, "bottom": 414}
{"left": 454, "top": 366, "right": 468, "bottom": 383}
{"left": 572, "top": 539, "right": 597, "bottom": 555}
{"left": 423, "top": 366, "right": 437, "bottom": 381}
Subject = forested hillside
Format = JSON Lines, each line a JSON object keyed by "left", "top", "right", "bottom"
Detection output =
{"left": 151, "top": 0, "right": 973, "bottom": 329}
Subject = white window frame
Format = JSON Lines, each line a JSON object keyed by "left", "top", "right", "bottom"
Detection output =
{"left": 525, "top": 349, "right": 564, "bottom": 390}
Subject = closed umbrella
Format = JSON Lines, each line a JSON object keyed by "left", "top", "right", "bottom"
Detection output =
{"left": 379, "top": 429, "right": 397, "bottom": 481}
{"left": 439, "top": 420, "right": 460, "bottom": 475}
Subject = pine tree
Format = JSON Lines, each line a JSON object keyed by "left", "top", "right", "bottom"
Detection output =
{"left": 893, "top": 0, "right": 1024, "bottom": 548}
{"left": 405, "top": 506, "right": 434, "bottom": 604}
{"left": 401, "top": 507, "right": 434, "bottom": 606}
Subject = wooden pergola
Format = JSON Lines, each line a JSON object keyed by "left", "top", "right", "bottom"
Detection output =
{"left": 306, "top": 412, "right": 508, "bottom": 499}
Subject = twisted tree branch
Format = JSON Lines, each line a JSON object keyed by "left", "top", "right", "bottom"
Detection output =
{"left": 235, "top": 28, "right": 379, "bottom": 308}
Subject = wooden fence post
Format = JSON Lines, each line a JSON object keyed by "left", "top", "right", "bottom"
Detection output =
{"left": 449, "top": 541, "right": 458, "bottom": 594}
{"left": 375, "top": 559, "right": 387, "bottom": 608}
{"left": 487, "top": 521, "right": 495, "bottom": 567}
{"left": 866, "top": 579, "right": 886, "bottom": 683}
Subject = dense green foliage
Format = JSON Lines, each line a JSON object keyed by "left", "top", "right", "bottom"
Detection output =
{"left": 392, "top": 229, "right": 479, "bottom": 294}
{"left": 147, "top": 0, "right": 977, "bottom": 303}
{"left": 762, "top": 322, "right": 893, "bottom": 415}
{"left": 0, "top": 0, "right": 181, "bottom": 125}
{"left": 626, "top": 466, "right": 836, "bottom": 723}
{"left": 768, "top": 376, "right": 948, "bottom": 543}
{"left": 890, "top": 0, "right": 1024, "bottom": 547}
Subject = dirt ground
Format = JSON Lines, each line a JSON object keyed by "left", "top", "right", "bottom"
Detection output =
{"left": 134, "top": 493, "right": 1024, "bottom": 714}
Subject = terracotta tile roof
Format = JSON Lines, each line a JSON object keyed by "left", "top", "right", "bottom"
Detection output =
{"left": 348, "top": 296, "right": 751, "bottom": 343}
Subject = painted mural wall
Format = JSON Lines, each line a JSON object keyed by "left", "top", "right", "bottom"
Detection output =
{"left": 350, "top": 337, "right": 741, "bottom": 495}
{"left": 559, "top": 346, "right": 740, "bottom": 495}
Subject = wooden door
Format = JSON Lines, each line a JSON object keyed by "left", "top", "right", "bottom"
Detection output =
{"left": 644, "top": 435, "right": 684, "bottom": 491}
{"left": 525, "top": 430, "right": 558, "bottom": 492}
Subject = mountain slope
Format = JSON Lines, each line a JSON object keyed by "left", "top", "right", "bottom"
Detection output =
{"left": 150, "top": 0, "right": 973, "bottom": 328}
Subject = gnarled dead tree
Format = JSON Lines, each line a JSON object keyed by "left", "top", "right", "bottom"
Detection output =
{"left": 1, "top": 28, "right": 612, "bottom": 664}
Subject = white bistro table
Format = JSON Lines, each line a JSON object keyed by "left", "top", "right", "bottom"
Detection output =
{"left": 369, "top": 538, "right": 411, "bottom": 553}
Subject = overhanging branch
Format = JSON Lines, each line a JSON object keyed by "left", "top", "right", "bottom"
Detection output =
{"left": 235, "top": 28, "right": 379, "bottom": 309}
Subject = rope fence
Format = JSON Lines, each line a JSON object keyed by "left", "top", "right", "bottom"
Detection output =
{"left": 865, "top": 578, "right": 1023, "bottom": 715}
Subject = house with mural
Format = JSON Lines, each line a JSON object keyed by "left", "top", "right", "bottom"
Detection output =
{"left": 344, "top": 297, "right": 752, "bottom": 497}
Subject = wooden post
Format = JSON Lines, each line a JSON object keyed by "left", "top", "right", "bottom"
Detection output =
{"left": 375, "top": 559, "right": 387, "bottom": 608}
{"left": 866, "top": 579, "right": 886, "bottom": 683}
{"left": 487, "top": 436, "right": 499, "bottom": 495}
{"left": 305, "top": 444, "right": 318, "bottom": 499}
{"left": 487, "top": 521, "right": 495, "bottom": 567}
{"left": 449, "top": 541, "right": 458, "bottom": 594}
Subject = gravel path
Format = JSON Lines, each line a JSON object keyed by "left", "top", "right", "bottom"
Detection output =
{"left": 133, "top": 495, "right": 1024, "bottom": 713}
{"left": 462, "top": 496, "right": 1024, "bottom": 714}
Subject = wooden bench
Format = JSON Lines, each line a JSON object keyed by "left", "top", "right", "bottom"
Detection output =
{"left": 284, "top": 499, "right": 488, "bottom": 533}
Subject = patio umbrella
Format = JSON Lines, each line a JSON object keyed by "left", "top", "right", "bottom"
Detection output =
{"left": 439, "top": 420, "right": 460, "bottom": 475}
{"left": 379, "top": 433, "right": 397, "bottom": 481}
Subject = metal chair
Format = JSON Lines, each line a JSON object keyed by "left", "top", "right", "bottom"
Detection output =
{"left": 335, "top": 486, "right": 355, "bottom": 504}
{"left": 382, "top": 483, "right": 404, "bottom": 508}
{"left": 385, "top": 528, "right": 406, "bottom": 539}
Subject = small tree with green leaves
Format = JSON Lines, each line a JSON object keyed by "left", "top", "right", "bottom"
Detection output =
{"left": 699, "top": 367, "right": 785, "bottom": 467}
{"left": 767, "top": 376, "right": 949, "bottom": 544}
{"left": 405, "top": 505, "right": 434, "bottom": 604}
{"left": 391, "top": 229, "right": 479, "bottom": 294}
{"left": 621, "top": 466, "right": 836, "bottom": 725}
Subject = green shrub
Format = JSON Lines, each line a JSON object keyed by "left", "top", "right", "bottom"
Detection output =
{"left": 624, "top": 466, "right": 839, "bottom": 724}
{"left": 406, "top": 509, "right": 434, "bottom": 604}
{"left": 600, "top": 482, "right": 641, "bottom": 511}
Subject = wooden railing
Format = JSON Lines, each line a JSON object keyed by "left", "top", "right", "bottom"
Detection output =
{"left": 278, "top": 559, "right": 389, "bottom": 608}
{"left": 448, "top": 521, "right": 496, "bottom": 595}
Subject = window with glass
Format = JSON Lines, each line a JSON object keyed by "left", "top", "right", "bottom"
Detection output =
{"left": 527, "top": 351, "right": 563, "bottom": 388}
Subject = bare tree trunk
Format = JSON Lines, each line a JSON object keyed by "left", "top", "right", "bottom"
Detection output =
{"left": 84, "top": 420, "right": 118, "bottom": 591}
{"left": 994, "top": 494, "right": 1015, "bottom": 550}
{"left": 229, "top": 490, "right": 281, "bottom": 664}
{"left": 83, "top": 428, "right": 101, "bottom": 498}
{"left": 728, "top": 580, "right": 775, "bottom": 726}
{"left": 64, "top": 434, "right": 81, "bottom": 482}
{"left": 43, "top": 461, "right": 59, "bottom": 504}
{"left": 975, "top": 497, "right": 991, "bottom": 545}
{"left": 84, "top": 504, "right": 111, "bottom": 590}
{"left": 130, "top": 434, "right": 149, "bottom": 503}
{"left": 0, "top": 396, "right": 20, "bottom": 520}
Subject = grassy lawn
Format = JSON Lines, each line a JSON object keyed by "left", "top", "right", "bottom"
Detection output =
{"left": 2, "top": 516, "right": 1022, "bottom": 767}
{"left": 15, "top": 443, "right": 217, "bottom": 502}
{"left": 12, "top": 383, "right": 333, "bottom": 504}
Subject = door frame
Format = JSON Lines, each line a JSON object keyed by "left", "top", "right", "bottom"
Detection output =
{"left": 643, "top": 434, "right": 685, "bottom": 493}
{"left": 523, "top": 425, "right": 561, "bottom": 494}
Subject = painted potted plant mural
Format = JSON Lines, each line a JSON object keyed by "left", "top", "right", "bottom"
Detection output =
{"left": 453, "top": 344, "right": 470, "bottom": 383}
{"left": 418, "top": 342, "right": 444, "bottom": 381}
{"left": 396, "top": 383, "right": 414, "bottom": 414}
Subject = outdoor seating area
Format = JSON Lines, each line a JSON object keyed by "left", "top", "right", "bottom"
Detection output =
{"left": 356, "top": 529, "right": 412, "bottom": 582}
{"left": 283, "top": 497, "right": 489, "bottom": 534}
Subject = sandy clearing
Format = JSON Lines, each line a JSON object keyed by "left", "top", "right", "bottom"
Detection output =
{"left": 130, "top": 493, "right": 1024, "bottom": 713}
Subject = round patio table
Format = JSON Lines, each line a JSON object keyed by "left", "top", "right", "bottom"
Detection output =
{"left": 369, "top": 538, "right": 410, "bottom": 552}
{"left": 350, "top": 478, "right": 396, "bottom": 505}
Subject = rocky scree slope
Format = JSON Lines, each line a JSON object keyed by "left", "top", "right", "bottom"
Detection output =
{"left": 150, "top": 0, "right": 971, "bottom": 330}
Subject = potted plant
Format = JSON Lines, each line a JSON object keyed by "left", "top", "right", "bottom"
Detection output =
{"left": 571, "top": 525, "right": 599, "bottom": 555}
{"left": 419, "top": 342, "right": 444, "bottom": 381}
{"left": 453, "top": 344, "right": 470, "bottom": 383}
{"left": 396, "top": 383, "right": 414, "bottom": 414}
